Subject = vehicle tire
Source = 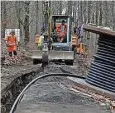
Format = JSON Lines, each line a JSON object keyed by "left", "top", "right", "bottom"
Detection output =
{"left": 58, "top": 59, "right": 62, "bottom": 62}
{"left": 33, "top": 59, "right": 42, "bottom": 65}
{"left": 69, "top": 60, "right": 74, "bottom": 65}
{"left": 65, "top": 60, "right": 73, "bottom": 65}
{"left": 42, "top": 54, "right": 48, "bottom": 67}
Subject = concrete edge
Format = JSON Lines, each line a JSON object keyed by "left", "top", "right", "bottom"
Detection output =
{"left": 67, "top": 77, "right": 115, "bottom": 100}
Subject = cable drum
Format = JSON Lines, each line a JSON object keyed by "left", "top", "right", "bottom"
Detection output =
{"left": 86, "top": 35, "right": 115, "bottom": 93}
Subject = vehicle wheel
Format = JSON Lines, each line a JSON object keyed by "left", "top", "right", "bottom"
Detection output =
{"left": 33, "top": 59, "right": 42, "bottom": 65}
{"left": 58, "top": 59, "right": 62, "bottom": 62}
{"left": 65, "top": 60, "right": 73, "bottom": 65}
{"left": 42, "top": 54, "right": 48, "bottom": 67}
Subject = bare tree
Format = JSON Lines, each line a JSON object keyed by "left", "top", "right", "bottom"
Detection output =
{"left": 1, "top": 1, "right": 7, "bottom": 38}
{"left": 15, "top": 1, "right": 34, "bottom": 45}
{"left": 95, "top": 2, "right": 99, "bottom": 25}
{"left": 1, "top": 1, "right": 115, "bottom": 44}
{"left": 111, "top": 1, "right": 115, "bottom": 30}
{"left": 68, "top": 1, "right": 72, "bottom": 16}
{"left": 99, "top": 1, "right": 103, "bottom": 26}
{"left": 35, "top": 1, "right": 39, "bottom": 33}
{"left": 104, "top": 1, "right": 109, "bottom": 27}
{"left": 59, "top": 1, "right": 62, "bottom": 15}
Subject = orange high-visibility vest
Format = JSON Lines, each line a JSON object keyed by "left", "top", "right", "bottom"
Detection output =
{"left": 56, "top": 24, "right": 67, "bottom": 37}
{"left": 5, "top": 35, "right": 17, "bottom": 52}
{"left": 71, "top": 35, "right": 78, "bottom": 46}
{"left": 56, "top": 24, "right": 67, "bottom": 33}
{"left": 77, "top": 43, "right": 83, "bottom": 54}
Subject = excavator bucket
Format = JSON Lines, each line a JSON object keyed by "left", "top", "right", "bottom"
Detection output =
{"left": 31, "top": 50, "right": 74, "bottom": 61}
{"left": 32, "top": 15, "right": 75, "bottom": 65}
{"left": 48, "top": 51, "right": 74, "bottom": 60}
{"left": 31, "top": 50, "right": 43, "bottom": 59}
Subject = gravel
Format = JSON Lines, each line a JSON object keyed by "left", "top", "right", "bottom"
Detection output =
{"left": 14, "top": 65, "right": 111, "bottom": 113}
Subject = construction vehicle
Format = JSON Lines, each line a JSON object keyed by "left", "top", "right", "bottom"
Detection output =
{"left": 32, "top": 15, "right": 75, "bottom": 65}
{"left": 32, "top": 1, "right": 75, "bottom": 66}
{"left": 32, "top": 1, "right": 74, "bottom": 65}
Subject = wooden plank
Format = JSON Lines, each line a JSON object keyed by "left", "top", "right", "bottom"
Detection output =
{"left": 83, "top": 24, "right": 115, "bottom": 37}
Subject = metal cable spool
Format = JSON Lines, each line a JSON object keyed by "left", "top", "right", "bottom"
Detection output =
{"left": 86, "top": 35, "right": 115, "bottom": 93}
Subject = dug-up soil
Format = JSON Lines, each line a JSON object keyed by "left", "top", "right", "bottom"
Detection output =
{"left": 1, "top": 38, "right": 40, "bottom": 92}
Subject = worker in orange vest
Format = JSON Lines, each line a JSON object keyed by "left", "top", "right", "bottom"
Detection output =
{"left": 74, "top": 24, "right": 84, "bottom": 55}
{"left": 56, "top": 20, "right": 67, "bottom": 42}
{"left": 77, "top": 43, "right": 84, "bottom": 54}
{"left": 72, "top": 26, "right": 79, "bottom": 52}
{"left": 5, "top": 30, "right": 18, "bottom": 60}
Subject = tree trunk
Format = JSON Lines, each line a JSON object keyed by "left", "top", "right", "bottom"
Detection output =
{"left": 104, "top": 1, "right": 109, "bottom": 27}
{"left": 23, "top": 1, "right": 30, "bottom": 45}
{"left": 73, "top": 1, "right": 77, "bottom": 23}
{"left": 59, "top": 1, "right": 62, "bottom": 15}
{"left": 90, "top": 2, "right": 96, "bottom": 24}
{"left": 111, "top": 1, "right": 115, "bottom": 30}
{"left": 79, "top": 1, "right": 83, "bottom": 24}
{"left": 83, "top": 1, "right": 87, "bottom": 24}
{"left": 99, "top": 1, "right": 102, "bottom": 26}
{"left": 87, "top": 1, "right": 92, "bottom": 23}
{"left": 95, "top": 2, "right": 99, "bottom": 25}
{"left": 35, "top": 1, "right": 39, "bottom": 33}
{"left": 1, "top": 1, "right": 7, "bottom": 38}
{"left": 68, "top": 1, "right": 72, "bottom": 16}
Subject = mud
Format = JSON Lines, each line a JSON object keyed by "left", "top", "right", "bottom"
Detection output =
{"left": 1, "top": 62, "right": 43, "bottom": 113}
{"left": 1, "top": 62, "right": 110, "bottom": 113}
{"left": 14, "top": 72, "right": 111, "bottom": 113}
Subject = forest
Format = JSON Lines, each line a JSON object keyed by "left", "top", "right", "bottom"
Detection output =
{"left": 1, "top": 1, "right": 115, "bottom": 45}
{"left": 1, "top": 2, "right": 115, "bottom": 113}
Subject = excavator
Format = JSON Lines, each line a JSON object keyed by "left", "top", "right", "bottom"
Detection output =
{"left": 32, "top": 1, "right": 78, "bottom": 66}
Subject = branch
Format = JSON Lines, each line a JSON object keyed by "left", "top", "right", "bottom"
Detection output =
{"left": 28, "top": 13, "right": 36, "bottom": 26}
{"left": 15, "top": 2, "right": 24, "bottom": 26}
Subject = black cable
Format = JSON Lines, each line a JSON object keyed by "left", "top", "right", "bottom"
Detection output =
{"left": 10, "top": 73, "right": 86, "bottom": 113}
{"left": 86, "top": 35, "right": 115, "bottom": 93}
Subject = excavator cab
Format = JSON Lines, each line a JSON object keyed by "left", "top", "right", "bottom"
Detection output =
{"left": 51, "top": 15, "right": 73, "bottom": 50}
{"left": 32, "top": 15, "right": 74, "bottom": 65}
{"left": 52, "top": 16, "right": 68, "bottom": 43}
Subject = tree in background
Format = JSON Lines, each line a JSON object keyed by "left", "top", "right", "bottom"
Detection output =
{"left": 15, "top": 1, "right": 31, "bottom": 45}
{"left": 1, "top": 1, "right": 115, "bottom": 46}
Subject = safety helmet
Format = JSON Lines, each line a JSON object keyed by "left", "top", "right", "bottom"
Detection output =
{"left": 62, "top": 20, "right": 65, "bottom": 24}
{"left": 10, "top": 30, "right": 15, "bottom": 35}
